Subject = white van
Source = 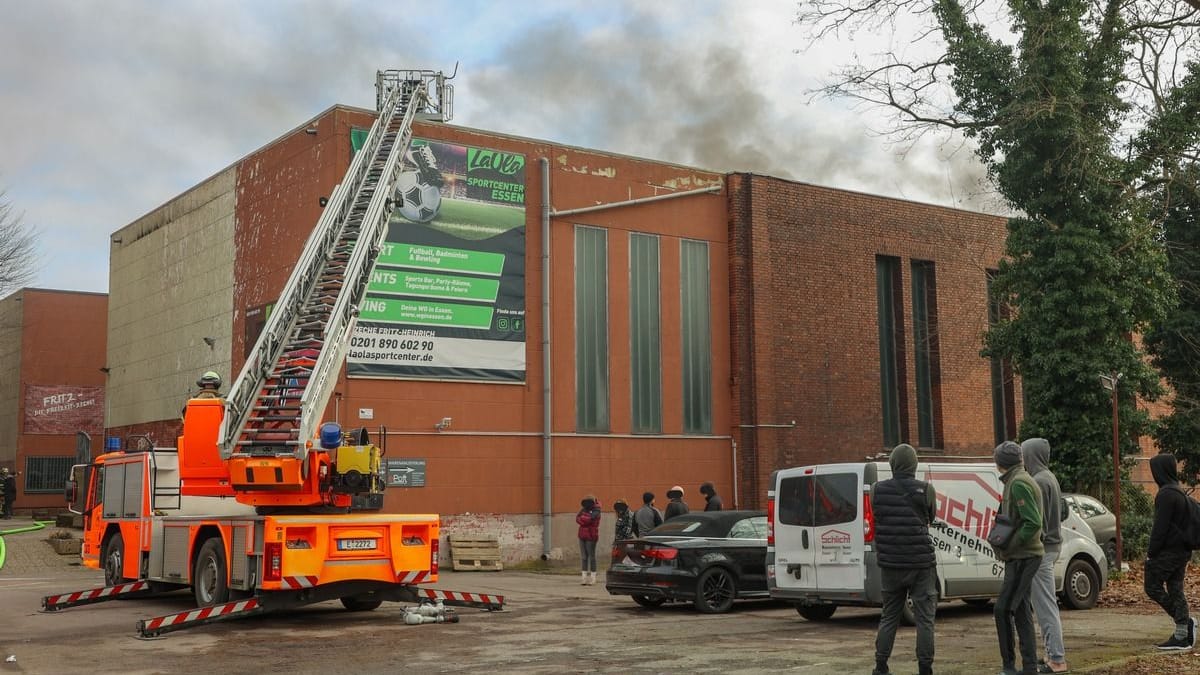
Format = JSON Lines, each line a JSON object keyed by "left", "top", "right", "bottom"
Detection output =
{"left": 766, "top": 462, "right": 1108, "bottom": 621}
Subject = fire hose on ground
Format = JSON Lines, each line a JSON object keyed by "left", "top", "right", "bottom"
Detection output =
{"left": 0, "top": 521, "right": 56, "bottom": 571}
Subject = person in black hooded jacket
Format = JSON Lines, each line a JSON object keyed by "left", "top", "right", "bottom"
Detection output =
{"left": 1145, "top": 452, "right": 1195, "bottom": 650}
{"left": 870, "top": 443, "right": 938, "bottom": 675}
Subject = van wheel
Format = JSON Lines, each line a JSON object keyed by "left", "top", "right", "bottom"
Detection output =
{"left": 1062, "top": 558, "right": 1099, "bottom": 610}
{"left": 632, "top": 594, "right": 667, "bottom": 608}
{"left": 796, "top": 603, "right": 837, "bottom": 621}
{"left": 341, "top": 595, "right": 383, "bottom": 611}
{"left": 193, "top": 538, "right": 230, "bottom": 607}
{"left": 694, "top": 567, "right": 737, "bottom": 613}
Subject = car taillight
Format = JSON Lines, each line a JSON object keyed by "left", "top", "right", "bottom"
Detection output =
{"left": 612, "top": 546, "right": 622, "bottom": 560}
{"left": 863, "top": 492, "right": 875, "bottom": 543}
{"left": 431, "top": 536, "right": 439, "bottom": 576}
{"left": 644, "top": 547, "right": 678, "bottom": 561}
{"left": 767, "top": 496, "right": 776, "bottom": 546}
{"left": 264, "top": 541, "right": 282, "bottom": 581}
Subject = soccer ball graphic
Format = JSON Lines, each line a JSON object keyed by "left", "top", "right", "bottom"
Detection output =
{"left": 394, "top": 171, "right": 442, "bottom": 223}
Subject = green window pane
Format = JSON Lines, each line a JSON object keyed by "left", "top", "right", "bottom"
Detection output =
{"left": 911, "top": 260, "right": 941, "bottom": 448}
{"left": 876, "top": 256, "right": 904, "bottom": 447}
{"left": 630, "top": 233, "right": 662, "bottom": 433}
{"left": 575, "top": 226, "right": 609, "bottom": 432}
{"left": 681, "top": 240, "right": 712, "bottom": 434}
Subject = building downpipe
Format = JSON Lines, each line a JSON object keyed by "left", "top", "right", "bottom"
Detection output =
{"left": 540, "top": 157, "right": 553, "bottom": 560}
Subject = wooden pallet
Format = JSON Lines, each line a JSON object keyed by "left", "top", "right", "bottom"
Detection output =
{"left": 449, "top": 535, "right": 503, "bottom": 571}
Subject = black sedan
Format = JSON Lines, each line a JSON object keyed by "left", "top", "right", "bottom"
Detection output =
{"left": 604, "top": 510, "right": 768, "bottom": 613}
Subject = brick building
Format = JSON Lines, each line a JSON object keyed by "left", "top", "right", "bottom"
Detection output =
{"left": 100, "top": 102, "right": 1043, "bottom": 559}
{"left": 0, "top": 288, "right": 108, "bottom": 512}
{"left": 105, "top": 106, "right": 730, "bottom": 559}
{"left": 727, "top": 174, "right": 1021, "bottom": 507}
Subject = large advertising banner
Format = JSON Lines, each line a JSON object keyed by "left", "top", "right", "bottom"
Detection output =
{"left": 347, "top": 133, "right": 526, "bottom": 381}
{"left": 24, "top": 385, "right": 105, "bottom": 434}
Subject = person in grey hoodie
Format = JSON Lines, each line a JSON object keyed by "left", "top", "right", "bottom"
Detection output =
{"left": 1021, "top": 438, "right": 1068, "bottom": 673}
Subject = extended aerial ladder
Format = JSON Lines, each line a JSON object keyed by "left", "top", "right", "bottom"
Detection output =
{"left": 216, "top": 69, "right": 454, "bottom": 508}
{"left": 44, "top": 69, "right": 507, "bottom": 638}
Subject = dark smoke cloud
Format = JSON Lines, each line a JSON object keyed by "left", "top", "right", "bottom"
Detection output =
{"left": 464, "top": 11, "right": 999, "bottom": 213}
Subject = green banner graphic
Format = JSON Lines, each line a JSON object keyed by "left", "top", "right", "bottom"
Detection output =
{"left": 347, "top": 136, "right": 527, "bottom": 382}
{"left": 376, "top": 243, "right": 505, "bottom": 276}
{"left": 368, "top": 270, "right": 500, "bottom": 302}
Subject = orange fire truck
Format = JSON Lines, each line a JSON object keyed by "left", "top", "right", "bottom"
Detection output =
{"left": 42, "top": 69, "right": 503, "bottom": 637}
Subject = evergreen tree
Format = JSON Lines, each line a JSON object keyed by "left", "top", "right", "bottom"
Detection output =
{"left": 797, "top": 1, "right": 1199, "bottom": 487}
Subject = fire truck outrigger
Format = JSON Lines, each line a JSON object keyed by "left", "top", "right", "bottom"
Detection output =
{"left": 42, "top": 69, "right": 504, "bottom": 638}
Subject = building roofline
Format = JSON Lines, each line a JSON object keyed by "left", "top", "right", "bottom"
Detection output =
{"left": 731, "top": 171, "right": 1010, "bottom": 220}
{"left": 3, "top": 287, "right": 109, "bottom": 302}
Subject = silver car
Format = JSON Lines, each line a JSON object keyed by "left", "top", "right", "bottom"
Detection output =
{"left": 1062, "top": 493, "right": 1118, "bottom": 568}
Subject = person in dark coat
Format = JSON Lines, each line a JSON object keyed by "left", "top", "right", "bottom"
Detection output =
{"left": 1144, "top": 452, "right": 1195, "bottom": 650}
{"left": 613, "top": 499, "right": 634, "bottom": 541}
{"left": 663, "top": 486, "right": 689, "bottom": 521}
{"left": 870, "top": 443, "right": 937, "bottom": 675}
{"left": 0, "top": 467, "right": 14, "bottom": 519}
{"left": 576, "top": 495, "right": 602, "bottom": 585}
{"left": 700, "top": 482, "right": 723, "bottom": 511}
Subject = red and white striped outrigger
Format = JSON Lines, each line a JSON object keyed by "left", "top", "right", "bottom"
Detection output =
{"left": 41, "top": 580, "right": 153, "bottom": 611}
{"left": 42, "top": 580, "right": 505, "bottom": 638}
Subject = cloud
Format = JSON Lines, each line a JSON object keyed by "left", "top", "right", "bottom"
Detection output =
{"left": 0, "top": 1, "right": 998, "bottom": 294}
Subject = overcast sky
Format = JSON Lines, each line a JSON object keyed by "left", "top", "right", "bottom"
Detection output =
{"left": 0, "top": 0, "right": 994, "bottom": 294}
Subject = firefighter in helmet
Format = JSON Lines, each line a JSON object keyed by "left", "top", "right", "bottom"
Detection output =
{"left": 182, "top": 371, "right": 223, "bottom": 419}
{"left": 195, "top": 371, "right": 222, "bottom": 399}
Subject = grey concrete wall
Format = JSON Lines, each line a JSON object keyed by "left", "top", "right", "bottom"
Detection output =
{"left": 106, "top": 169, "right": 236, "bottom": 430}
{"left": 0, "top": 292, "right": 22, "bottom": 466}
{"left": 440, "top": 512, "right": 621, "bottom": 566}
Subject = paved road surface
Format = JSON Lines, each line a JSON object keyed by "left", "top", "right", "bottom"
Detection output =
{"left": 0, "top": 523, "right": 1186, "bottom": 674}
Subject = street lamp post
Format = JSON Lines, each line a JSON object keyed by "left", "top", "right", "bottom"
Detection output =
{"left": 1100, "top": 371, "right": 1124, "bottom": 569}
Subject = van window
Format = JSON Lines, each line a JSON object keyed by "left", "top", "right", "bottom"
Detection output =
{"left": 778, "top": 473, "right": 859, "bottom": 527}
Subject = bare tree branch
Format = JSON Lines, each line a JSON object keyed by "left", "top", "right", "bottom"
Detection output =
{"left": 0, "top": 191, "right": 39, "bottom": 296}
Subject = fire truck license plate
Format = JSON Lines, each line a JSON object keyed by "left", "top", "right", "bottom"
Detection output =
{"left": 337, "top": 538, "right": 377, "bottom": 551}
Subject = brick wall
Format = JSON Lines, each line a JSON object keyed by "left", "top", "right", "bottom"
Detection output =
{"left": 729, "top": 174, "right": 1018, "bottom": 508}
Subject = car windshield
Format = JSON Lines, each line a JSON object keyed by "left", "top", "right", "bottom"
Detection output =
{"left": 1075, "top": 495, "right": 1108, "bottom": 518}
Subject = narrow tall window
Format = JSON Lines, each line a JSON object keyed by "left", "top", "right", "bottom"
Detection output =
{"left": 630, "top": 233, "right": 662, "bottom": 433}
{"left": 987, "top": 271, "right": 1018, "bottom": 443}
{"left": 911, "top": 260, "right": 943, "bottom": 448}
{"left": 576, "top": 226, "right": 609, "bottom": 432}
{"left": 681, "top": 239, "right": 712, "bottom": 434}
{"left": 876, "top": 255, "right": 908, "bottom": 447}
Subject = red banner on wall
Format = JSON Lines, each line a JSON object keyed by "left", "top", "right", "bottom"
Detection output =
{"left": 24, "top": 385, "right": 105, "bottom": 435}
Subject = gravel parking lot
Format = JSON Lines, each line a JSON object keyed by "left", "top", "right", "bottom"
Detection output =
{"left": 1, "top": 524, "right": 1196, "bottom": 674}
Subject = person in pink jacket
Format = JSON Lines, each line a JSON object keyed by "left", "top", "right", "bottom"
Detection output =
{"left": 577, "top": 495, "right": 602, "bottom": 585}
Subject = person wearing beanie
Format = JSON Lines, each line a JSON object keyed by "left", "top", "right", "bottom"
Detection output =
{"left": 664, "top": 485, "right": 690, "bottom": 521}
{"left": 1144, "top": 452, "right": 1195, "bottom": 650}
{"left": 870, "top": 443, "right": 937, "bottom": 675}
{"left": 1020, "top": 438, "right": 1069, "bottom": 673}
{"left": 613, "top": 499, "right": 634, "bottom": 541}
{"left": 633, "top": 491, "right": 663, "bottom": 536}
{"left": 991, "top": 441, "right": 1044, "bottom": 675}
{"left": 576, "top": 495, "right": 602, "bottom": 585}
{"left": 699, "top": 482, "right": 724, "bottom": 511}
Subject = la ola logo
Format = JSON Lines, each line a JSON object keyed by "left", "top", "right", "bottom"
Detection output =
{"left": 821, "top": 530, "right": 851, "bottom": 544}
